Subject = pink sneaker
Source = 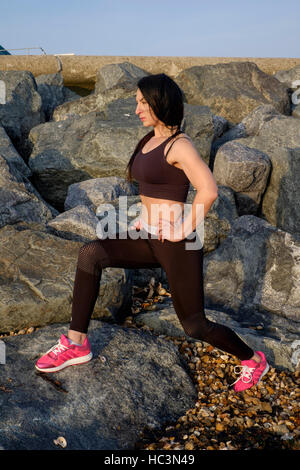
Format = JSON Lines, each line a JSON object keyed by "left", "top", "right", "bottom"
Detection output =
{"left": 35, "top": 334, "right": 93, "bottom": 373}
{"left": 232, "top": 351, "right": 269, "bottom": 392}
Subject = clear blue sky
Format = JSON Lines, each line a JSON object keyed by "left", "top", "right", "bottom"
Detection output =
{"left": 1, "top": 0, "right": 299, "bottom": 57}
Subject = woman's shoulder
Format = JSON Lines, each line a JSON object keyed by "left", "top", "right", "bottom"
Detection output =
{"left": 165, "top": 132, "right": 193, "bottom": 154}
{"left": 165, "top": 132, "right": 195, "bottom": 164}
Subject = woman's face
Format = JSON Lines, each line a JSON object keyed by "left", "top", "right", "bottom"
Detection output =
{"left": 135, "top": 88, "right": 158, "bottom": 127}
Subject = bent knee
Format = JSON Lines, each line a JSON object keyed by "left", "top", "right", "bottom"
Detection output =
{"left": 77, "top": 240, "right": 108, "bottom": 273}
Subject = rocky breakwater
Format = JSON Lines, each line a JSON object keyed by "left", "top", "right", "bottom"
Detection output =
{"left": 0, "top": 60, "right": 299, "bottom": 450}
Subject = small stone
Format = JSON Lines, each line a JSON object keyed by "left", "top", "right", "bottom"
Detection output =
{"left": 53, "top": 436, "right": 67, "bottom": 448}
{"left": 201, "top": 355, "right": 210, "bottom": 363}
{"left": 147, "top": 443, "right": 157, "bottom": 450}
{"left": 273, "top": 424, "right": 289, "bottom": 435}
{"left": 245, "top": 417, "right": 253, "bottom": 428}
{"left": 157, "top": 286, "right": 167, "bottom": 295}
{"left": 266, "top": 385, "right": 275, "bottom": 395}
{"left": 220, "top": 355, "right": 229, "bottom": 361}
{"left": 260, "top": 402, "right": 272, "bottom": 413}
{"left": 216, "top": 423, "right": 224, "bottom": 432}
{"left": 145, "top": 304, "right": 157, "bottom": 311}
{"left": 163, "top": 443, "right": 172, "bottom": 450}
{"left": 185, "top": 441, "right": 194, "bottom": 450}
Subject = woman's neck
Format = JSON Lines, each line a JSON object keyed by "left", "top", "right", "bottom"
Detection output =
{"left": 153, "top": 124, "right": 177, "bottom": 138}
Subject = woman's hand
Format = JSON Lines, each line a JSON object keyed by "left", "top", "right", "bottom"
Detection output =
{"left": 129, "top": 218, "right": 142, "bottom": 231}
{"left": 158, "top": 218, "right": 185, "bottom": 243}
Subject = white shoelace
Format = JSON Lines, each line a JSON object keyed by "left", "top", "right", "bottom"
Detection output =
{"left": 45, "top": 341, "right": 68, "bottom": 356}
{"left": 232, "top": 364, "right": 255, "bottom": 385}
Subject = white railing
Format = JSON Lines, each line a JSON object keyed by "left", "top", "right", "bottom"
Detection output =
{"left": 0, "top": 47, "right": 47, "bottom": 55}
{"left": 0, "top": 47, "right": 75, "bottom": 56}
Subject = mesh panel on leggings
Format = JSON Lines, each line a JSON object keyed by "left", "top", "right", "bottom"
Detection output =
{"left": 77, "top": 241, "right": 108, "bottom": 275}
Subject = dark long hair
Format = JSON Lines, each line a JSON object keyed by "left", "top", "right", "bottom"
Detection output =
{"left": 126, "top": 73, "right": 184, "bottom": 181}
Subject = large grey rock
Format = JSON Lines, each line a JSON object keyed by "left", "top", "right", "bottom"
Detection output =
{"left": 175, "top": 61, "right": 290, "bottom": 124}
{"left": 211, "top": 103, "right": 282, "bottom": 161}
{"left": 0, "top": 155, "right": 57, "bottom": 229}
{"left": 64, "top": 176, "right": 139, "bottom": 212}
{"left": 213, "top": 141, "right": 271, "bottom": 215}
{"left": 135, "top": 298, "right": 300, "bottom": 372}
{"left": 235, "top": 112, "right": 300, "bottom": 238}
{"left": 274, "top": 64, "right": 300, "bottom": 88}
{"left": 203, "top": 215, "right": 300, "bottom": 327}
{"left": 0, "top": 321, "right": 197, "bottom": 450}
{"left": 52, "top": 61, "right": 149, "bottom": 122}
{"left": 0, "top": 225, "right": 132, "bottom": 333}
{"left": 262, "top": 146, "right": 300, "bottom": 239}
{"left": 36, "top": 72, "right": 81, "bottom": 121}
{"left": 52, "top": 92, "right": 99, "bottom": 122}
{"left": 0, "top": 70, "right": 45, "bottom": 160}
{"left": 95, "top": 61, "right": 148, "bottom": 95}
{"left": 211, "top": 105, "right": 284, "bottom": 163}
{"left": 46, "top": 205, "right": 99, "bottom": 243}
{"left": 212, "top": 114, "right": 229, "bottom": 139}
{"left": 191, "top": 186, "right": 239, "bottom": 254}
{"left": 210, "top": 122, "right": 247, "bottom": 165}
{"left": 182, "top": 103, "right": 215, "bottom": 165}
{"left": 240, "top": 104, "right": 285, "bottom": 136}
{"left": 0, "top": 123, "right": 31, "bottom": 178}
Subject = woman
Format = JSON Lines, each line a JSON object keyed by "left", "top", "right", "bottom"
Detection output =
{"left": 36, "top": 73, "right": 269, "bottom": 392}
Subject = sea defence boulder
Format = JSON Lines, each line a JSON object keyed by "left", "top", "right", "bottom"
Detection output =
{"left": 0, "top": 70, "right": 45, "bottom": 160}
{"left": 175, "top": 61, "right": 290, "bottom": 124}
{"left": 52, "top": 61, "right": 149, "bottom": 122}
{"left": 0, "top": 225, "right": 132, "bottom": 333}
{"left": 0, "top": 321, "right": 197, "bottom": 450}
{"left": 0, "top": 154, "right": 57, "bottom": 229}
{"left": 234, "top": 109, "right": 300, "bottom": 239}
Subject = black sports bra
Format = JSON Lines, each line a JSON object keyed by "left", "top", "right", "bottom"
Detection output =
{"left": 131, "top": 133, "right": 190, "bottom": 202}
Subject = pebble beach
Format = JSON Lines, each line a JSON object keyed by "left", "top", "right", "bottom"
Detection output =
{"left": 134, "top": 339, "right": 300, "bottom": 451}
{"left": 125, "top": 285, "right": 300, "bottom": 451}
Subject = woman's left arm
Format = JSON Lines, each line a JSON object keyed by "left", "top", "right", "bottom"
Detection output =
{"left": 158, "top": 138, "right": 218, "bottom": 242}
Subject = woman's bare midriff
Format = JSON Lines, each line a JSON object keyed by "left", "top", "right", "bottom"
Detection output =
{"left": 140, "top": 194, "right": 184, "bottom": 227}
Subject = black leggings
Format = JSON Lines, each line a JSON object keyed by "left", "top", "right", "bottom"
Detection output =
{"left": 70, "top": 229, "right": 254, "bottom": 361}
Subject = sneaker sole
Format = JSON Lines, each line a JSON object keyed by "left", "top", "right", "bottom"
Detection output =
{"left": 256, "top": 362, "right": 270, "bottom": 385}
{"left": 35, "top": 352, "right": 93, "bottom": 373}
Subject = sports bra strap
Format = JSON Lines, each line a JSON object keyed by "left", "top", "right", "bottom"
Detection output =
{"left": 165, "top": 134, "right": 189, "bottom": 158}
